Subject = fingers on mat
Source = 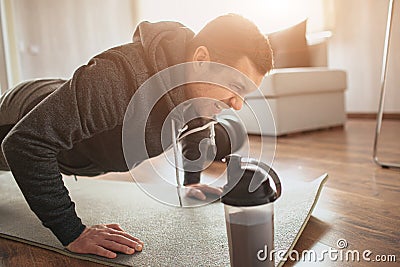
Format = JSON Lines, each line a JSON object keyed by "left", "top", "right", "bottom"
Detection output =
{"left": 101, "top": 240, "right": 135, "bottom": 255}
{"left": 92, "top": 245, "right": 117, "bottom": 259}
{"left": 106, "top": 233, "right": 142, "bottom": 251}
{"left": 188, "top": 188, "right": 206, "bottom": 200}
{"left": 106, "top": 223, "right": 124, "bottom": 231}
{"left": 107, "top": 228, "right": 144, "bottom": 246}
{"left": 200, "top": 186, "right": 223, "bottom": 195}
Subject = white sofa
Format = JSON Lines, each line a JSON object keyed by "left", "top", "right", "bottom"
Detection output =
{"left": 236, "top": 42, "right": 347, "bottom": 136}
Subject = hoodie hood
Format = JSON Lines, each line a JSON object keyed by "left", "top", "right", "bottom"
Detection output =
{"left": 132, "top": 21, "right": 194, "bottom": 110}
{"left": 132, "top": 21, "right": 195, "bottom": 73}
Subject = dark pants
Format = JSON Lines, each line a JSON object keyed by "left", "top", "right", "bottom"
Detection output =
{"left": 0, "top": 79, "right": 66, "bottom": 171}
{"left": 0, "top": 124, "right": 14, "bottom": 171}
{"left": 0, "top": 124, "right": 14, "bottom": 143}
{"left": 0, "top": 124, "right": 14, "bottom": 170}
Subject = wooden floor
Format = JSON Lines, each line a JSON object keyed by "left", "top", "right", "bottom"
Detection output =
{"left": 0, "top": 119, "right": 399, "bottom": 266}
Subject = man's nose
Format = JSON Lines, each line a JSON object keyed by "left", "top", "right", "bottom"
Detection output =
{"left": 229, "top": 96, "right": 243, "bottom": 110}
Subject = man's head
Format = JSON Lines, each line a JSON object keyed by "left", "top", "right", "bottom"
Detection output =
{"left": 185, "top": 14, "right": 273, "bottom": 115}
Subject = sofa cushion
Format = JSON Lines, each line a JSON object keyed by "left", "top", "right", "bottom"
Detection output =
{"left": 267, "top": 20, "right": 311, "bottom": 68}
{"left": 251, "top": 67, "right": 347, "bottom": 98}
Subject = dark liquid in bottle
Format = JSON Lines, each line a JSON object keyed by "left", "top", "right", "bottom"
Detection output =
{"left": 226, "top": 222, "right": 274, "bottom": 267}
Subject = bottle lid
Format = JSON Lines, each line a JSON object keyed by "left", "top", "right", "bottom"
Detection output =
{"left": 221, "top": 154, "right": 281, "bottom": 207}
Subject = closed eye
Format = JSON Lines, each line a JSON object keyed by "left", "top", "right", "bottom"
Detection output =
{"left": 229, "top": 83, "right": 244, "bottom": 94}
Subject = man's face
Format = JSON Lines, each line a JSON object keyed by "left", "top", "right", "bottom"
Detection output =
{"left": 185, "top": 48, "right": 264, "bottom": 117}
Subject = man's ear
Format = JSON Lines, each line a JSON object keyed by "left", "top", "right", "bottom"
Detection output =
{"left": 192, "top": 46, "right": 211, "bottom": 62}
{"left": 190, "top": 46, "right": 211, "bottom": 73}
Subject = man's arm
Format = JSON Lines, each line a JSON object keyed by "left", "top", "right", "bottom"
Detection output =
{"left": 180, "top": 118, "right": 223, "bottom": 200}
{"left": 180, "top": 117, "right": 212, "bottom": 186}
{"left": 180, "top": 116, "right": 247, "bottom": 200}
{"left": 1, "top": 50, "right": 134, "bottom": 246}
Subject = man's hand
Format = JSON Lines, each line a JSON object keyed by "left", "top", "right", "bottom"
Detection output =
{"left": 185, "top": 183, "right": 223, "bottom": 200}
{"left": 66, "top": 224, "right": 144, "bottom": 259}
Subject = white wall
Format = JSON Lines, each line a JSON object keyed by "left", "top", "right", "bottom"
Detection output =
{"left": 2, "top": 0, "right": 138, "bottom": 88}
{"left": 2, "top": 0, "right": 399, "bottom": 113}
{"left": 138, "top": 0, "right": 327, "bottom": 34}
{"left": 328, "top": 0, "right": 400, "bottom": 113}
{"left": 138, "top": 0, "right": 399, "bottom": 113}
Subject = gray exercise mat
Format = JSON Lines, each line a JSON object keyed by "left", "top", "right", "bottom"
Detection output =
{"left": 0, "top": 171, "right": 328, "bottom": 267}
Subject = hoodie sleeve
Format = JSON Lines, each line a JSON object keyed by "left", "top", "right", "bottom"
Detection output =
{"left": 1, "top": 50, "right": 135, "bottom": 246}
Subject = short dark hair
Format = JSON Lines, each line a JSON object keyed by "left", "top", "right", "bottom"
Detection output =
{"left": 186, "top": 14, "right": 273, "bottom": 75}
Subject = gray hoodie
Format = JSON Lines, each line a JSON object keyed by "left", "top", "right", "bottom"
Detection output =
{"left": 1, "top": 21, "right": 208, "bottom": 246}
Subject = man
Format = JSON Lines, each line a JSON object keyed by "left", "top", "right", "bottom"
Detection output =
{"left": 0, "top": 14, "right": 273, "bottom": 258}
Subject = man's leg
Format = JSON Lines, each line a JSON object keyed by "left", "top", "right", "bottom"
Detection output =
{"left": 0, "top": 124, "right": 14, "bottom": 141}
{"left": 0, "top": 79, "right": 65, "bottom": 171}
{"left": 0, "top": 124, "right": 15, "bottom": 170}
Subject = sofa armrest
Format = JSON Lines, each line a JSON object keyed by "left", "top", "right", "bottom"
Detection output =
{"left": 308, "top": 41, "right": 328, "bottom": 67}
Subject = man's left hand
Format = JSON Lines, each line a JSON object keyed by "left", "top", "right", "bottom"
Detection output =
{"left": 185, "top": 183, "right": 223, "bottom": 200}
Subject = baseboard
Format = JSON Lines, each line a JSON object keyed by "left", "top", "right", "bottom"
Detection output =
{"left": 347, "top": 113, "right": 400, "bottom": 120}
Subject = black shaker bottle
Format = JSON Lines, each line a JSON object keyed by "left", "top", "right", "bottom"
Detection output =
{"left": 221, "top": 154, "right": 282, "bottom": 267}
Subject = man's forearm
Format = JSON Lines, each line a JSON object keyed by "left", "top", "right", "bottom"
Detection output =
{"left": 2, "top": 134, "right": 86, "bottom": 246}
{"left": 183, "top": 171, "right": 201, "bottom": 185}
{"left": 180, "top": 117, "right": 213, "bottom": 186}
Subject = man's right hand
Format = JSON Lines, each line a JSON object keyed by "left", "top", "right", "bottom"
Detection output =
{"left": 66, "top": 224, "right": 144, "bottom": 258}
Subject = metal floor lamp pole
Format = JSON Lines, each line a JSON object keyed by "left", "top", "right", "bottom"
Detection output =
{"left": 373, "top": 0, "right": 400, "bottom": 169}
